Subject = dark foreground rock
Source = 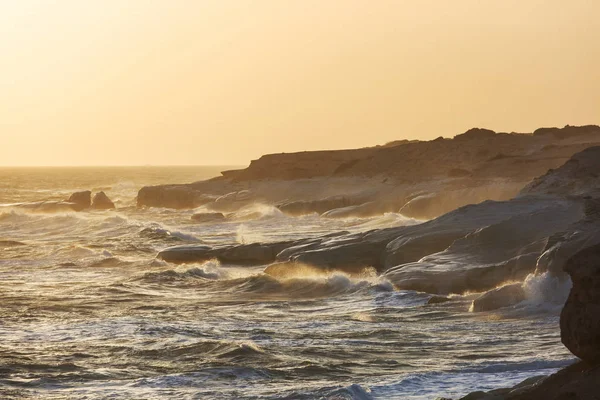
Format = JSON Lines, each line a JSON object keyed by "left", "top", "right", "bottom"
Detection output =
{"left": 458, "top": 244, "right": 600, "bottom": 399}
{"left": 560, "top": 243, "right": 600, "bottom": 364}
{"left": 458, "top": 361, "right": 600, "bottom": 400}
{"left": 91, "top": 191, "right": 115, "bottom": 210}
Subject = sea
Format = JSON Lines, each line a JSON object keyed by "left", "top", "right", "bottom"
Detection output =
{"left": 0, "top": 166, "right": 575, "bottom": 399}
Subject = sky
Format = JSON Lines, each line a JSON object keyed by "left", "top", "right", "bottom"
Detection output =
{"left": 0, "top": 0, "right": 599, "bottom": 166}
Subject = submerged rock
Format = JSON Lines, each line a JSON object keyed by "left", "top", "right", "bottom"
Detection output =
{"left": 91, "top": 191, "right": 115, "bottom": 210}
{"left": 158, "top": 241, "right": 298, "bottom": 266}
{"left": 459, "top": 243, "right": 600, "bottom": 399}
{"left": 0, "top": 240, "right": 26, "bottom": 247}
{"left": 560, "top": 243, "right": 600, "bottom": 364}
{"left": 470, "top": 283, "right": 525, "bottom": 312}
{"left": 427, "top": 296, "right": 451, "bottom": 305}
{"left": 137, "top": 185, "right": 215, "bottom": 209}
{"left": 191, "top": 212, "right": 226, "bottom": 223}
{"left": 67, "top": 191, "right": 91, "bottom": 211}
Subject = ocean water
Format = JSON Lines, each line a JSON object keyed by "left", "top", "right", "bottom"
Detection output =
{"left": 0, "top": 167, "right": 574, "bottom": 399}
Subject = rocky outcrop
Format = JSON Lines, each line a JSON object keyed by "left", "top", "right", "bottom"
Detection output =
{"left": 91, "top": 191, "right": 115, "bottom": 210}
{"left": 137, "top": 185, "right": 217, "bottom": 209}
{"left": 458, "top": 361, "right": 600, "bottom": 399}
{"left": 67, "top": 191, "right": 91, "bottom": 211}
{"left": 151, "top": 147, "right": 600, "bottom": 300}
{"left": 521, "top": 145, "right": 600, "bottom": 197}
{"left": 560, "top": 243, "right": 600, "bottom": 364}
{"left": 137, "top": 125, "right": 600, "bottom": 211}
{"left": 470, "top": 283, "right": 525, "bottom": 312}
{"left": 159, "top": 241, "right": 303, "bottom": 266}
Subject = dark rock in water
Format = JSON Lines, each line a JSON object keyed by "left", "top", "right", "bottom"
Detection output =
{"left": 560, "top": 243, "right": 600, "bottom": 364}
{"left": 427, "top": 296, "right": 451, "bottom": 305}
{"left": 458, "top": 375, "right": 547, "bottom": 399}
{"left": 67, "top": 191, "right": 91, "bottom": 211}
{"left": 290, "top": 239, "right": 389, "bottom": 273}
{"left": 137, "top": 185, "right": 215, "bottom": 209}
{"left": 459, "top": 361, "right": 600, "bottom": 400}
{"left": 18, "top": 201, "right": 76, "bottom": 213}
{"left": 191, "top": 212, "right": 226, "bottom": 223}
{"left": 157, "top": 245, "right": 214, "bottom": 263}
{"left": 277, "top": 195, "right": 364, "bottom": 216}
{"left": 470, "top": 283, "right": 525, "bottom": 312}
{"left": 0, "top": 240, "right": 26, "bottom": 247}
{"left": 158, "top": 241, "right": 298, "bottom": 266}
{"left": 91, "top": 191, "right": 115, "bottom": 210}
{"left": 140, "top": 228, "right": 184, "bottom": 242}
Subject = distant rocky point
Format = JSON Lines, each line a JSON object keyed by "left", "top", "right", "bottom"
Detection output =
{"left": 137, "top": 125, "right": 600, "bottom": 220}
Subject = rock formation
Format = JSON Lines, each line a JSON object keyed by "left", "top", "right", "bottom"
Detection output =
{"left": 137, "top": 125, "right": 600, "bottom": 219}
{"left": 470, "top": 283, "right": 525, "bottom": 312}
{"left": 560, "top": 243, "right": 600, "bottom": 364}
{"left": 91, "top": 191, "right": 115, "bottom": 210}
{"left": 67, "top": 191, "right": 91, "bottom": 211}
{"left": 157, "top": 147, "right": 600, "bottom": 297}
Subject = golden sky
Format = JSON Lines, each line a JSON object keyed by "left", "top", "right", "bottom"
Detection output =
{"left": 1, "top": 0, "right": 599, "bottom": 166}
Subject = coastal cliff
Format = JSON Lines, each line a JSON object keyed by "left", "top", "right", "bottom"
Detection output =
{"left": 138, "top": 125, "right": 600, "bottom": 220}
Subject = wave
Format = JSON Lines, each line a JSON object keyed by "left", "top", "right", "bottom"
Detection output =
{"left": 523, "top": 271, "right": 571, "bottom": 303}
{"left": 138, "top": 260, "right": 393, "bottom": 298}
{"left": 139, "top": 226, "right": 200, "bottom": 242}
{"left": 234, "top": 266, "right": 394, "bottom": 298}
{"left": 140, "top": 262, "right": 231, "bottom": 282}
{"left": 130, "top": 339, "right": 270, "bottom": 363}
{"left": 229, "top": 203, "right": 287, "bottom": 222}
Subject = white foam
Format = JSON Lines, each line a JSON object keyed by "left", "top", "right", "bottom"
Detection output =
{"left": 522, "top": 271, "right": 572, "bottom": 305}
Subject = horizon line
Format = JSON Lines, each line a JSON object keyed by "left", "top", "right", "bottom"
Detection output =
{"left": 0, "top": 164, "right": 247, "bottom": 168}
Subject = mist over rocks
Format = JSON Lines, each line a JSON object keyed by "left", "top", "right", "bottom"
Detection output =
{"left": 136, "top": 125, "right": 600, "bottom": 224}
{"left": 156, "top": 146, "right": 600, "bottom": 299}
{"left": 147, "top": 133, "right": 600, "bottom": 399}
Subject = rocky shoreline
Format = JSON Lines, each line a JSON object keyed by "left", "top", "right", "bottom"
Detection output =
{"left": 140, "top": 126, "right": 600, "bottom": 398}
{"left": 137, "top": 125, "right": 600, "bottom": 220}
{"left": 450, "top": 243, "right": 600, "bottom": 400}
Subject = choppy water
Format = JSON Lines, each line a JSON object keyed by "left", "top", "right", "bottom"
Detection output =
{"left": 0, "top": 167, "right": 574, "bottom": 399}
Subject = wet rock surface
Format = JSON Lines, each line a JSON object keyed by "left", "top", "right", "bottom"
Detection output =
{"left": 560, "top": 243, "right": 600, "bottom": 364}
